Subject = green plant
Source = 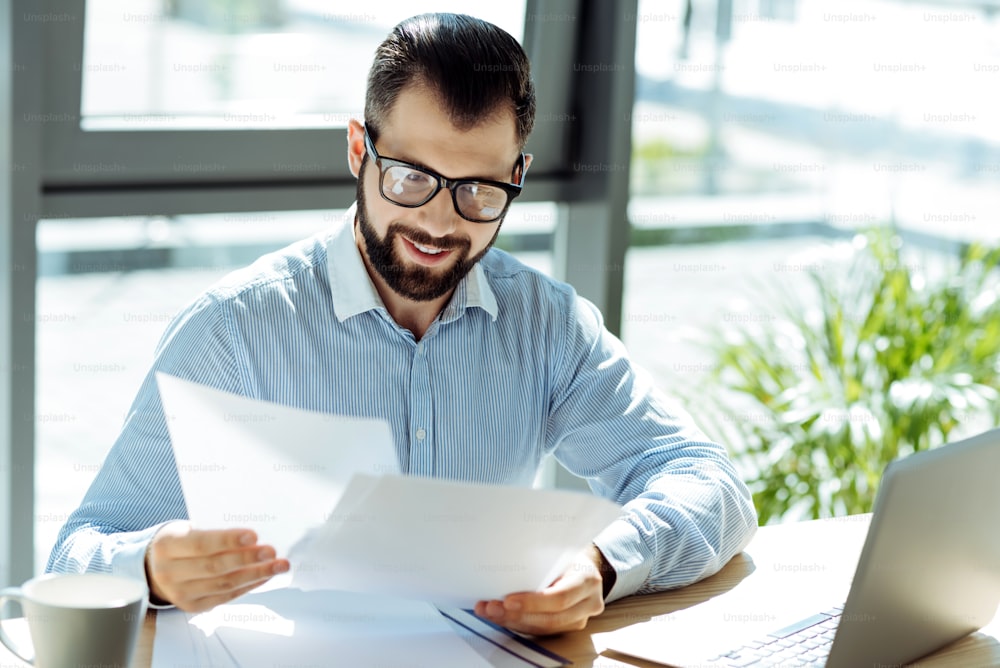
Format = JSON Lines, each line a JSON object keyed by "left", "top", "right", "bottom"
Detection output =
{"left": 688, "top": 229, "right": 1000, "bottom": 524}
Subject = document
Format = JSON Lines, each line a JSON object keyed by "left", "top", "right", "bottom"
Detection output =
{"left": 289, "top": 473, "right": 623, "bottom": 608}
{"left": 154, "top": 607, "right": 237, "bottom": 667}
{"left": 153, "top": 589, "right": 492, "bottom": 667}
{"left": 156, "top": 373, "right": 399, "bottom": 555}
{"left": 160, "top": 373, "right": 623, "bottom": 607}
{"left": 153, "top": 593, "right": 572, "bottom": 667}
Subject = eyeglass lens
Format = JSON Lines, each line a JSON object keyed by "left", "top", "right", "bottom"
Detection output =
{"left": 381, "top": 165, "right": 508, "bottom": 222}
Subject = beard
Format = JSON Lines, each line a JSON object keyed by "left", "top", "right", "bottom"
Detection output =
{"left": 355, "top": 158, "right": 502, "bottom": 302}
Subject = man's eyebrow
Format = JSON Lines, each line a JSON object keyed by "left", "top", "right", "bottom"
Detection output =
{"left": 388, "top": 150, "right": 514, "bottom": 183}
{"left": 387, "top": 149, "right": 427, "bottom": 168}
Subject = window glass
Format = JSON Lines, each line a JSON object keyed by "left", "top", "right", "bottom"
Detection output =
{"left": 627, "top": 0, "right": 1000, "bottom": 383}
{"left": 81, "top": 0, "right": 526, "bottom": 129}
{"left": 630, "top": 0, "right": 1000, "bottom": 240}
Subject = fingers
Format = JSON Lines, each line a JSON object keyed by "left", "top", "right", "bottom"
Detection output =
{"left": 183, "top": 577, "right": 276, "bottom": 614}
{"left": 167, "top": 552, "right": 288, "bottom": 603}
{"left": 162, "top": 544, "right": 276, "bottom": 583}
{"left": 479, "top": 593, "right": 603, "bottom": 635}
{"left": 171, "top": 561, "right": 286, "bottom": 613}
{"left": 474, "top": 564, "right": 605, "bottom": 635}
{"left": 154, "top": 523, "right": 258, "bottom": 559}
{"left": 145, "top": 521, "right": 290, "bottom": 612}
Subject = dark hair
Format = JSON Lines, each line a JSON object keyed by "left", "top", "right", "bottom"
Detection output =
{"left": 364, "top": 13, "right": 536, "bottom": 150}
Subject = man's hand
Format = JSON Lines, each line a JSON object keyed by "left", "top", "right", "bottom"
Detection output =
{"left": 473, "top": 545, "right": 613, "bottom": 635}
{"left": 144, "top": 520, "right": 290, "bottom": 612}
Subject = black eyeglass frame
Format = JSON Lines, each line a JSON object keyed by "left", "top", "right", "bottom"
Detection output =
{"left": 363, "top": 128, "right": 526, "bottom": 223}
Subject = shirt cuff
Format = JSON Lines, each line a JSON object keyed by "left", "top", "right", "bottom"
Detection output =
{"left": 110, "top": 522, "right": 177, "bottom": 610}
{"left": 593, "top": 518, "right": 654, "bottom": 604}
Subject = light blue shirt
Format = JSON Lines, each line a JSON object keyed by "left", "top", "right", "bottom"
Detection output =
{"left": 47, "top": 204, "right": 756, "bottom": 603}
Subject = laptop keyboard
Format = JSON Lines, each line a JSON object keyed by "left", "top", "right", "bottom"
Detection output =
{"left": 707, "top": 605, "right": 843, "bottom": 667}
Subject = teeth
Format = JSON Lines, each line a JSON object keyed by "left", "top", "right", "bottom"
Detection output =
{"left": 414, "top": 243, "right": 444, "bottom": 255}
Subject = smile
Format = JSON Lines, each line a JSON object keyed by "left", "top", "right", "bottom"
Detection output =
{"left": 415, "top": 243, "right": 445, "bottom": 255}
{"left": 400, "top": 236, "right": 455, "bottom": 266}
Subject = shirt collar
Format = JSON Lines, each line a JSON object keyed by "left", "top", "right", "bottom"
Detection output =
{"left": 326, "top": 203, "right": 499, "bottom": 323}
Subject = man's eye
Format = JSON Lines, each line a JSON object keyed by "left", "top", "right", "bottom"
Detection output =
{"left": 404, "top": 172, "right": 432, "bottom": 185}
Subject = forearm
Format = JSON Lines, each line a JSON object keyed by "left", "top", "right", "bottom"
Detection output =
{"left": 47, "top": 431, "right": 188, "bottom": 585}
{"left": 47, "top": 521, "right": 167, "bottom": 582}
{"left": 593, "top": 458, "right": 757, "bottom": 602}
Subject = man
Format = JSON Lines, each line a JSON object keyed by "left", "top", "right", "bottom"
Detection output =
{"left": 49, "top": 13, "right": 756, "bottom": 635}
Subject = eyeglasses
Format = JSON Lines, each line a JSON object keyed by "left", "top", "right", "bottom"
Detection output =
{"left": 363, "top": 129, "right": 525, "bottom": 223}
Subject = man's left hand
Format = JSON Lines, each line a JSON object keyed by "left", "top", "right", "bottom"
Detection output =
{"left": 473, "top": 544, "right": 610, "bottom": 635}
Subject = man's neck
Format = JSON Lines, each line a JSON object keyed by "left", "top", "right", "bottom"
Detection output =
{"left": 371, "top": 275, "right": 451, "bottom": 341}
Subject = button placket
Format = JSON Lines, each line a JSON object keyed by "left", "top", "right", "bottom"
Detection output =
{"left": 407, "top": 342, "right": 434, "bottom": 474}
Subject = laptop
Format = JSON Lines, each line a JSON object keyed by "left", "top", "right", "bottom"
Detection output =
{"left": 606, "top": 427, "right": 1000, "bottom": 667}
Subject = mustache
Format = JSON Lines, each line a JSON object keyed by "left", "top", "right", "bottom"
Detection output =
{"left": 387, "top": 222, "right": 471, "bottom": 252}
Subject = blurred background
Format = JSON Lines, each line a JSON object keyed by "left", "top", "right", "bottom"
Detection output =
{"left": 8, "top": 0, "right": 1000, "bottom": 576}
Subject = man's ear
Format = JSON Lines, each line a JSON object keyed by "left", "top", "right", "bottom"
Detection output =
{"left": 347, "top": 119, "right": 366, "bottom": 178}
{"left": 516, "top": 153, "right": 533, "bottom": 185}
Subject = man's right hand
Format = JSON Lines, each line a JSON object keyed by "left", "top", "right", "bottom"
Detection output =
{"left": 144, "top": 520, "right": 290, "bottom": 612}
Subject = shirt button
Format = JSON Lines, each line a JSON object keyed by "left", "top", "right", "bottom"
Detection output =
{"left": 415, "top": 428, "right": 427, "bottom": 440}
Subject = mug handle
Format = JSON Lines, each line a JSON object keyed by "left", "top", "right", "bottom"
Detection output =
{"left": 0, "top": 587, "right": 35, "bottom": 665}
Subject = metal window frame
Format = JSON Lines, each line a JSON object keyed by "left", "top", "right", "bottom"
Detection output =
{"left": 3, "top": 0, "right": 44, "bottom": 588}
{"left": 40, "top": 0, "right": 579, "bottom": 215}
{"left": 2, "top": 0, "right": 636, "bottom": 584}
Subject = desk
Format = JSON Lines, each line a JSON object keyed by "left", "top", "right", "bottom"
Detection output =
{"left": 4, "top": 516, "right": 999, "bottom": 667}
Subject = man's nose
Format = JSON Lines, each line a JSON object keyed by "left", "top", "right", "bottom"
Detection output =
{"left": 413, "top": 187, "right": 460, "bottom": 238}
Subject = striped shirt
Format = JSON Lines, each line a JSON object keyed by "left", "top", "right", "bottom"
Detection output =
{"left": 47, "top": 204, "right": 757, "bottom": 603}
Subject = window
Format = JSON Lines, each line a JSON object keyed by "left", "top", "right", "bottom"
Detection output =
{"left": 630, "top": 0, "right": 1000, "bottom": 240}
{"left": 82, "top": 0, "right": 527, "bottom": 129}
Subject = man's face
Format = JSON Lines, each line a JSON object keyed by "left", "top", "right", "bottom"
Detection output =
{"left": 350, "top": 86, "right": 524, "bottom": 303}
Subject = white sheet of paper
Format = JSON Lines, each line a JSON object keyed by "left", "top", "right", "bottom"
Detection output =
{"left": 289, "top": 474, "right": 623, "bottom": 607}
{"left": 153, "top": 608, "right": 238, "bottom": 668}
{"left": 185, "top": 588, "right": 493, "bottom": 668}
{"left": 153, "top": 596, "right": 557, "bottom": 668}
{"left": 156, "top": 373, "right": 399, "bottom": 555}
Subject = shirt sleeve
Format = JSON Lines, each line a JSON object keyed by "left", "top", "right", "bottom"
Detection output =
{"left": 546, "top": 291, "right": 758, "bottom": 603}
{"left": 45, "top": 293, "right": 246, "bottom": 596}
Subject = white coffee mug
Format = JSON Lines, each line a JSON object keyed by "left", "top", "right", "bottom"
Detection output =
{"left": 0, "top": 573, "right": 147, "bottom": 667}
